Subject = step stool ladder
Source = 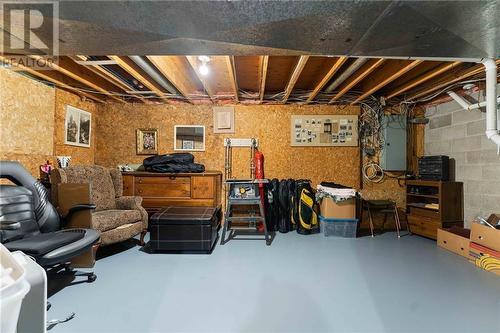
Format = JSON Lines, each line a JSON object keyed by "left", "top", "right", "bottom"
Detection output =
{"left": 220, "top": 179, "right": 272, "bottom": 245}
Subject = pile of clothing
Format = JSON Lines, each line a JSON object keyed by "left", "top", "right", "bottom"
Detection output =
{"left": 316, "top": 182, "right": 357, "bottom": 203}
{"left": 143, "top": 153, "right": 205, "bottom": 173}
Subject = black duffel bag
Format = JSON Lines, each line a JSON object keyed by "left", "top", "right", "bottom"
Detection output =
{"left": 143, "top": 153, "right": 194, "bottom": 168}
{"left": 150, "top": 163, "right": 205, "bottom": 173}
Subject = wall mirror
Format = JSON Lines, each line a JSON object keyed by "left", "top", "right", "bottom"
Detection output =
{"left": 174, "top": 125, "right": 205, "bottom": 151}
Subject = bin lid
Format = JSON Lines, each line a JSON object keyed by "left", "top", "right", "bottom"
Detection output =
{"left": 150, "top": 206, "right": 219, "bottom": 225}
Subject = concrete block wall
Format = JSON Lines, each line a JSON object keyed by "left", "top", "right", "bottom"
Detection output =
{"left": 424, "top": 89, "right": 500, "bottom": 226}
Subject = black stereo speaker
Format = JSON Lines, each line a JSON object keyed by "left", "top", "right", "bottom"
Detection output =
{"left": 418, "top": 155, "right": 450, "bottom": 181}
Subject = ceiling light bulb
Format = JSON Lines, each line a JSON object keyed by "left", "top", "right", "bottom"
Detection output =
{"left": 198, "top": 55, "right": 210, "bottom": 63}
{"left": 199, "top": 64, "right": 209, "bottom": 75}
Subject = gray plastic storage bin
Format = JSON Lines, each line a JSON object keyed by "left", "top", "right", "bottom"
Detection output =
{"left": 320, "top": 216, "right": 358, "bottom": 238}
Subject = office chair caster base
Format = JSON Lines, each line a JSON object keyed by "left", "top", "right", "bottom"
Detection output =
{"left": 87, "top": 273, "right": 97, "bottom": 283}
{"left": 73, "top": 270, "right": 97, "bottom": 283}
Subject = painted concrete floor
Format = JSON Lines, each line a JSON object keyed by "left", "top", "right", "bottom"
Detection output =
{"left": 48, "top": 232, "right": 500, "bottom": 333}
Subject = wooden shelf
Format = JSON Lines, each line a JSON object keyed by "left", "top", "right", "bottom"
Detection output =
{"left": 407, "top": 203, "right": 439, "bottom": 211}
{"left": 406, "top": 180, "right": 443, "bottom": 187}
{"left": 406, "top": 180, "right": 464, "bottom": 240}
{"left": 407, "top": 193, "right": 439, "bottom": 199}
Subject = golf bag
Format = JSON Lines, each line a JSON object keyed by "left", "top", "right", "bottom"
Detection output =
{"left": 277, "top": 179, "right": 293, "bottom": 233}
{"left": 265, "top": 178, "right": 280, "bottom": 232}
{"left": 293, "top": 180, "right": 319, "bottom": 235}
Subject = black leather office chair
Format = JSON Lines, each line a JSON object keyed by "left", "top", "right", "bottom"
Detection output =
{"left": 0, "top": 161, "right": 100, "bottom": 281}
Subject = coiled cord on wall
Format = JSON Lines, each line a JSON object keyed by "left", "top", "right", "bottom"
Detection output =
{"left": 362, "top": 162, "right": 384, "bottom": 183}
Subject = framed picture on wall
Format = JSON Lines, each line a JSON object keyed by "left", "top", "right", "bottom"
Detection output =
{"left": 174, "top": 125, "right": 205, "bottom": 151}
{"left": 64, "top": 105, "right": 91, "bottom": 148}
{"left": 136, "top": 128, "right": 159, "bottom": 155}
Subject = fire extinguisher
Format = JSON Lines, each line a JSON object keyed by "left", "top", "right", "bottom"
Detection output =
{"left": 254, "top": 150, "right": 266, "bottom": 232}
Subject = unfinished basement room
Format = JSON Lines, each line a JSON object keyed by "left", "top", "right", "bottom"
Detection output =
{"left": 0, "top": 1, "right": 499, "bottom": 333}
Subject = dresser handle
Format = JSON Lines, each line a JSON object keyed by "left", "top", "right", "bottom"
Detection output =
{"left": 169, "top": 176, "right": 176, "bottom": 180}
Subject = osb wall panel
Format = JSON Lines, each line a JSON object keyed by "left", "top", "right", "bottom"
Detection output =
{"left": 96, "top": 103, "right": 361, "bottom": 188}
{"left": 54, "top": 89, "right": 98, "bottom": 165}
{"left": 0, "top": 67, "right": 55, "bottom": 175}
{"left": 0, "top": 153, "right": 54, "bottom": 179}
{"left": 0, "top": 67, "right": 98, "bottom": 177}
{"left": 359, "top": 178, "right": 407, "bottom": 230}
{"left": 0, "top": 68, "right": 55, "bottom": 155}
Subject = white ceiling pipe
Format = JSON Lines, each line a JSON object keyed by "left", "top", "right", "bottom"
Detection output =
{"left": 481, "top": 58, "right": 500, "bottom": 148}
{"left": 466, "top": 97, "right": 500, "bottom": 111}
{"left": 447, "top": 90, "right": 500, "bottom": 112}
{"left": 324, "top": 58, "right": 367, "bottom": 93}
{"left": 129, "top": 55, "right": 178, "bottom": 95}
{"left": 447, "top": 91, "right": 471, "bottom": 110}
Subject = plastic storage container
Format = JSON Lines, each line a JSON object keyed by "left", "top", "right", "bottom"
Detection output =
{"left": 0, "top": 244, "right": 31, "bottom": 333}
{"left": 320, "top": 216, "right": 358, "bottom": 238}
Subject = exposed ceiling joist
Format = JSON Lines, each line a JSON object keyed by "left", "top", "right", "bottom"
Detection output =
{"left": 384, "top": 61, "right": 462, "bottom": 100}
{"left": 0, "top": 56, "right": 106, "bottom": 103}
{"left": 406, "top": 60, "right": 500, "bottom": 101}
{"left": 146, "top": 56, "right": 197, "bottom": 102}
{"left": 306, "top": 56, "right": 347, "bottom": 103}
{"left": 330, "top": 58, "right": 385, "bottom": 102}
{"left": 225, "top": 56, "right": 239, "bottom": 102}
{"left": 283, "top": 56, "right": 309, "bottom": 103}
{"left": 30, "top": 55, "right": 125, "bottom": 103}
{"left": 74, "top": 59, "right": 117, "bottom": 66}
{"left": 72, "top": 55, "right": 150, "bottom": 104}
{"left": 108, "top": 56, "right": 165, "bottom": 98}
{"left": 259, "top": 55, "right": 269, "bottom": 102}
{"left": 73, "top": 56, "right": 130, "bottom": 91}
{"left": 2, "top": 54, "right": 492, "bottom": 106}
{"left": 186, "top": 56, "right": 215, "bottom": 99}
{"left": 351, "top": 60, "right": 422, "bottom": 104}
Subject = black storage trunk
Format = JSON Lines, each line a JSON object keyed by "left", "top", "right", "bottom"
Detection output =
{"left": 149, "top": 206, "right": 220, "bottom": 254}
{"left": 418, "top": 155, "right": 450, "bottom": 181}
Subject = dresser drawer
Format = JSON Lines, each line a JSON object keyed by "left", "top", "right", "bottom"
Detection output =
{"left": 410, "top": 223, "right": 438, "bottom": 239}
{"left": 135, "top": 176, "right": 190, "bottom": 185}
{"left": 135, "top": 177, "right": 191, "bottom": 198}
{"left": 408, "top": 206, "right": 440, "bottom": 219}
{"left": 122, "top": 172, "right": 222, "bottom": 211}
{"left": 407, "top": 215, "right": 441, "bottom": 239}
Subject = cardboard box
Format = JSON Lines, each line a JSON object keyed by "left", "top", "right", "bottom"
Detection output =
{"left": 469, "top": 242, "right": 500, "bottom": 276}
{"left": 437, "top": 227, "right": 471, "bottom": 258}
{"left": 470, "top": 223, "right": 500, "bottom": 252}
{"left": 320, "top": 197, "right": 356, "bottom": 219}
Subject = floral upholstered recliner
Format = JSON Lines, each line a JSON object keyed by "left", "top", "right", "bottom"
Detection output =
{"left": 51, "top": 165, "right": 148, "bottom": 246}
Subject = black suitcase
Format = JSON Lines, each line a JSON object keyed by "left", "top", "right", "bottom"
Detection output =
{"left": 149, "top": 206, "right": 220, "bottom": 254}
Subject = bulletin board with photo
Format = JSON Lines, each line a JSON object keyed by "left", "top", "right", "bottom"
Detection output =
{"left": 290, "top": 115, "right": 359, "bottom": 147}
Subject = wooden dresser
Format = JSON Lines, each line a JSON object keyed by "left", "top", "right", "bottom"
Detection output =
{"left": 406, "top": 180, "right": 463, "bottom": 240}
{"left": 122, "top": 171, "right": 222, "bottom": 214}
